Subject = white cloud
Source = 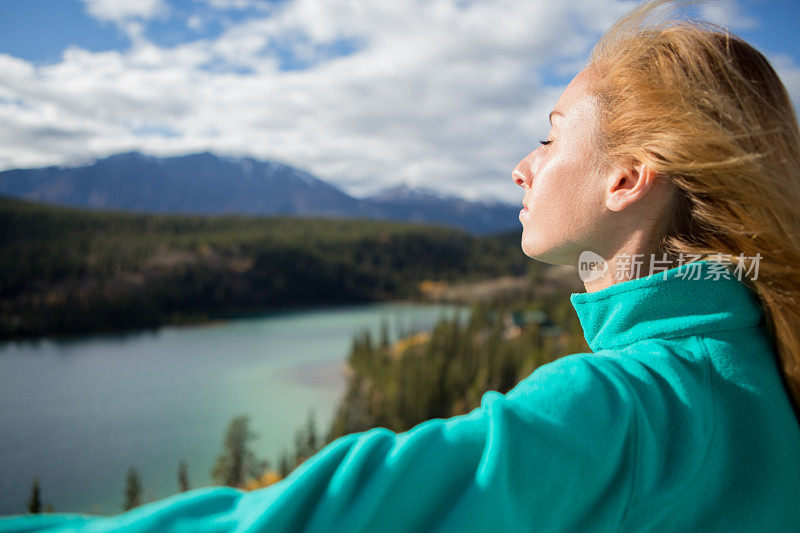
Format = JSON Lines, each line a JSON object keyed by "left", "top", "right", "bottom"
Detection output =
{"left": 2, "top": 0, "right": 793, "bottom": 203}
{"left": 80, "top": 0, "right": 168, "bottom": 23}
{"left": 187, "top": 14, "right": 204, "bottom": 31}
{"left": 699, "top": 0, "right": 759, "bottom": 31}
{"left": 194, "top": 0, "right": 265, "bottom": 9}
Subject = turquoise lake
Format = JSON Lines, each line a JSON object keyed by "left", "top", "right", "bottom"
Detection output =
{"left": 0, "top": 302, "right": 466, "bottom": 516}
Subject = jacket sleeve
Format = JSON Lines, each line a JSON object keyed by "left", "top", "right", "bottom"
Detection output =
{"left": 0, "top": 353, "right": 640, "bottom": 533}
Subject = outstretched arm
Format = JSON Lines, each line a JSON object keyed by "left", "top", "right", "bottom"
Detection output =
{"left": 0, "top": 353, "right": 639, "bottom": 533}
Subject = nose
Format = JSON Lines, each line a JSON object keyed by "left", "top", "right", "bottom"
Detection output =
{"left": 512, "top": 153, "right": 534, "bottom": 189}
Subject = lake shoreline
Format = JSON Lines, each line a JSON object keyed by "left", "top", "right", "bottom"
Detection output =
{"left": 0, "top": 297, "right": 419, "bottom": 345}
{"left": 2, "top": 272, "right": 537, "bottom": 345}
{"left": 0, "top": 265, "right": 584, "bottom": 346}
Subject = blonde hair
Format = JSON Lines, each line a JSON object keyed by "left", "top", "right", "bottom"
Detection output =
{"left": 587, "top": 0, "right": 800, "bottom": 420}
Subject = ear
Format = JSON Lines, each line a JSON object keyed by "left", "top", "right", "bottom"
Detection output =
{"left": 604, "top": 162, "right": 658, "bottom": 212}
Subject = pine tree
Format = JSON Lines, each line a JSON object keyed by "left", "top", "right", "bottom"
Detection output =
{"left": 178, "top": 459, "right": 190, "bottom": 492}
{"left": 278, "top": 449, "right": 291, "bottom": 478}
{"left": 124, "top": 467, "right": 142, "bottom": 511}
{"left": 294, "top": 409, "right": 320, "bottom": 465}
{"left": 27, "top": 477, "right": 41, "bottom": 514}
{"left": 212, "top": 415, "right": 268, "bottom": 488}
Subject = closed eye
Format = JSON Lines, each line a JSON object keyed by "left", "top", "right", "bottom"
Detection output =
{"left": 539, "top": 139, "right": 552, "bottom": 146}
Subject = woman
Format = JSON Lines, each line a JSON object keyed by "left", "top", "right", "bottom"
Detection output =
{"left": 3, "top": 0, "right": 800, "bottom": 530}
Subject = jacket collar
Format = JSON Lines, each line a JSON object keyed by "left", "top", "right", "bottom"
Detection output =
{"left": 569, "top": 259, "right": 765, "bottom": 352}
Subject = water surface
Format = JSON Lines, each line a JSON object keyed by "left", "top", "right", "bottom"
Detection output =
{"left": 0, "top": 302, "right": 465, "bottom": 515}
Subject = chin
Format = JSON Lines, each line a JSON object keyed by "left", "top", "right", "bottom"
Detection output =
{"left": 521, "top": 234, "right": 575, "bottom": 267}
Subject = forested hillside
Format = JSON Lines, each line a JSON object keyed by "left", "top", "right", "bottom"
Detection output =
{"left": 0, "top": 195, "right": 528, "bottom": 340}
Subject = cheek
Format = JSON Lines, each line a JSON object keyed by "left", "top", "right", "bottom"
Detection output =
{"left": 526, "top": 156, "right": 604, "bottom": 239}
{"left": 530, "top": 159, "right": 587, "bottom": 220}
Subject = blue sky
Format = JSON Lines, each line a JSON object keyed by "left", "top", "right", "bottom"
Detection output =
{"left": 0, "top": 0, "right": 798, "bottom": 201}
{"left": 0, "top": 0, "right": 364, "bottom": 71}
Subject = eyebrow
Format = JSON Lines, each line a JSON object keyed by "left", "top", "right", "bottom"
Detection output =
{"left": 549, "top": 110, "right": 563, "bottom": 125}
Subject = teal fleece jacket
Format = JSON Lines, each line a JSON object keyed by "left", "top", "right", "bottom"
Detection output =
{"left": 3, "top": 259, "right": 800, "bottom": 531}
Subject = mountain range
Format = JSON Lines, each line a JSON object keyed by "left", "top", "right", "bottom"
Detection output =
{"left": 0, "top": 152, "right": 520, "bottom": 234}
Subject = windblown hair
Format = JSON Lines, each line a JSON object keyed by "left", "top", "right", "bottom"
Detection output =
{"left": 587, "top": 0, "right": 800, "bottom": 421}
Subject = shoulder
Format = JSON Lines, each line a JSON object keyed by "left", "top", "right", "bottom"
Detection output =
{"left": 504, "top": 351, "right": 644, "bottom": 416}
{"left": 502, "top": 342, "right": 714, "bottom": 455}
{"left": 506, "top": 338, "right": 711, "bottom": 407}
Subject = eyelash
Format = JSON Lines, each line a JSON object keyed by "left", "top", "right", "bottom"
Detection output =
{"left": 539, "top": 139, "right": 552, "bottom": 146}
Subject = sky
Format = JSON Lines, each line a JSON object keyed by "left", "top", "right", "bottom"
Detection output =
{"left": 0, "top": 0, "right": 798, "bottom": 202}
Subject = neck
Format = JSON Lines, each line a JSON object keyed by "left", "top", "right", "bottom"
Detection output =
{"left": 583, "top": 229, "right": 672, "bottom": 293}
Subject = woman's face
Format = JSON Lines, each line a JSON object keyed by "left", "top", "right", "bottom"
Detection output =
{"left": 512, "top": 68, "right": 611, "bottom": 266}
